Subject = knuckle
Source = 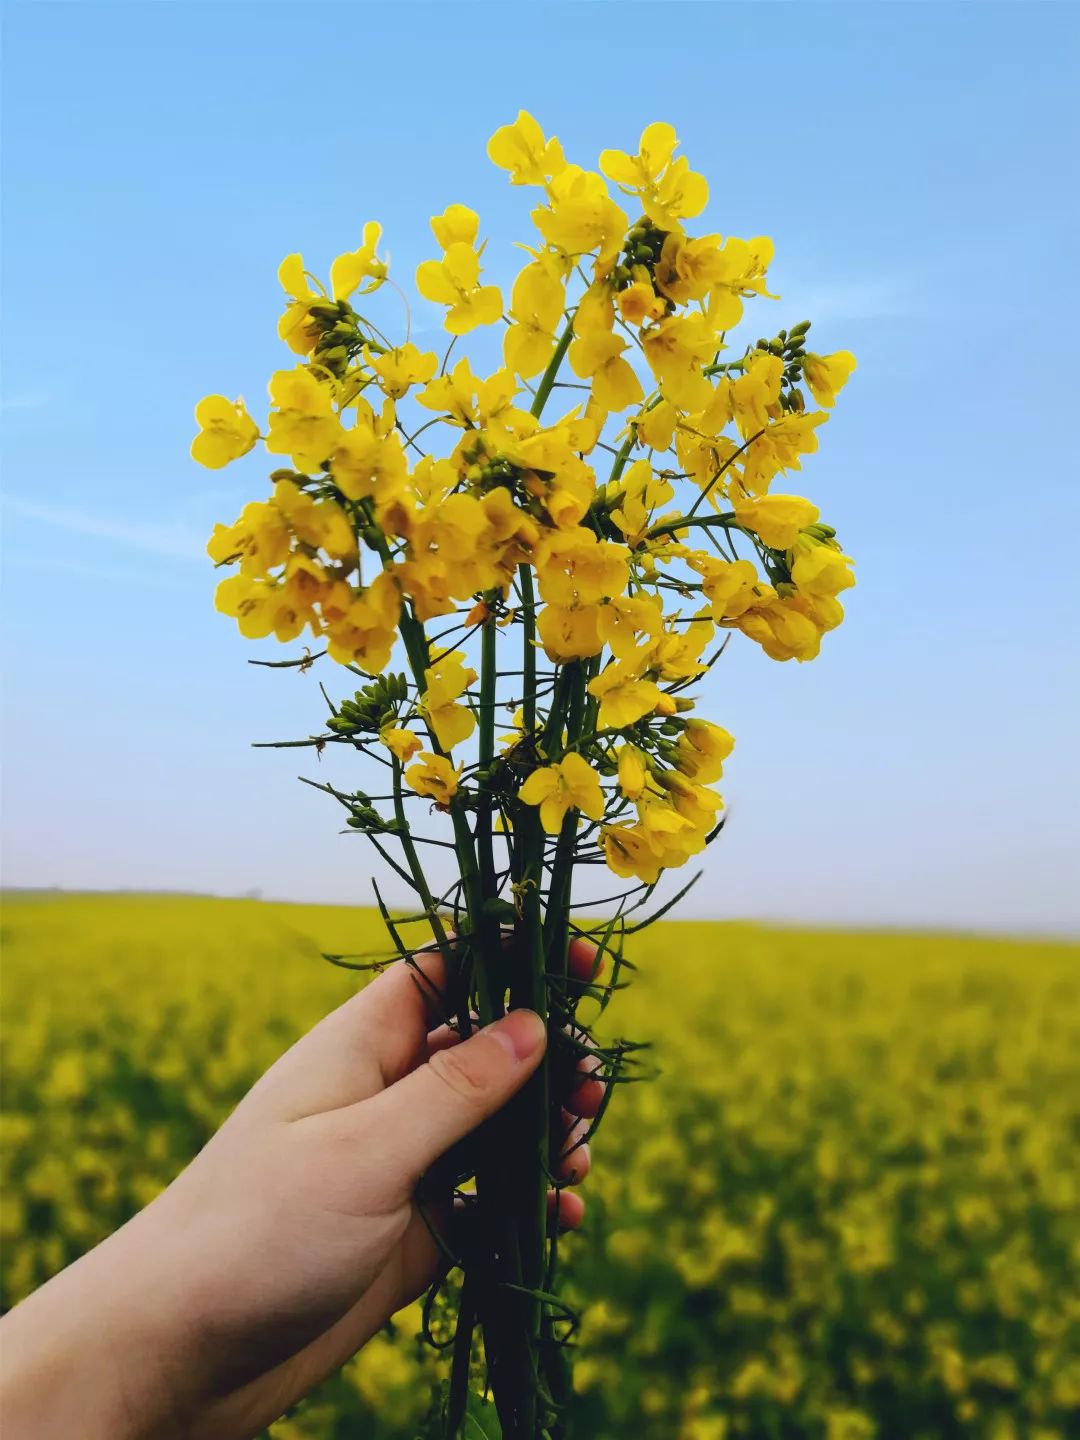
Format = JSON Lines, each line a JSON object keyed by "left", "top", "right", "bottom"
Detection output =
{"left": 427, "top": 1045, "right": 489, "bottom": 1104}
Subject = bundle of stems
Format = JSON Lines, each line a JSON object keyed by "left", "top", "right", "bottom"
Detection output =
{"left": 197, "top": 111, "right": 856, "bottom": 1437}
{"left": 317, "top": 343, "right": 683, "bottom": 1438}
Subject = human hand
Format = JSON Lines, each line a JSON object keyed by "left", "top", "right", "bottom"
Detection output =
{"left": 0, "top": 938, "right": 605, "bottom": 1440}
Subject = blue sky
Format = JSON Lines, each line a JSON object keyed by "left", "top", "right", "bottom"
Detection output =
{"left": 2, "top": 1, "right": 1078, "bottom": 931}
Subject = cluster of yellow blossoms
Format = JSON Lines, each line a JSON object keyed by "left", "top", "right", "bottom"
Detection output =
{"left": 196, "top": 113, "right": 855, "bottom": 887}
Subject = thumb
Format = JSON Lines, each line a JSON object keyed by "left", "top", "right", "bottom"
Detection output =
{"left": 364, "top": 1010, "right": 547, "bottom": 1182}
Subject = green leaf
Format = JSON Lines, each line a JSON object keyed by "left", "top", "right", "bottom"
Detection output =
{"left": 482, "top": 897, "right": 518, "bottom": 924}
{"left": 462, "top": 1390, "right": 502, "bottom": 1439}
{"left": 413, "top": 1382, "right": 502, "bottom": 1440}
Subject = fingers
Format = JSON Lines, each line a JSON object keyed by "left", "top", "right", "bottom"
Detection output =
{"left": 257, "top": 936, "right": 603, "bottom": 1124}
{"left": 565, "top": 1046, "right": 605, "bottom": 1118}
{"left": 246, "top": 948, "right": 453, "bottom": 1122}
{"left": 554, "top": 1111, "right": 591, "bottom": 1185}
{"left": 430, "top": 1014, "right": 605, "bottom": 1120}
{"left": 360, "top": 947, "right": 455, "bottom": 1084}
{"left": 549, "top": 1189, "right": 585, "bottom": 1230}
{"left": 428, "top": 1017, "right": 595, "bottom": 1191}
{"left": 357, "top": 1010, "right": 547, "bottom": 1183}
{"left": 567, "top": 936, "right": 605, "bottom": 985}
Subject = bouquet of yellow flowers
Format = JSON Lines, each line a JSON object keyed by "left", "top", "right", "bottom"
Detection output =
{"left": 194, "top": 112, "right": 855, "bottom": 1437}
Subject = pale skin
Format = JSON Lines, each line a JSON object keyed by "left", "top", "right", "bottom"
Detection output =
{"left": 0, "top": 939, "right": 605, "bottom": 1440}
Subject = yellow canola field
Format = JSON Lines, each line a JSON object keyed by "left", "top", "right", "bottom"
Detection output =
{"left": 2, "top": 893, "right": 1078, "bottom": 1440}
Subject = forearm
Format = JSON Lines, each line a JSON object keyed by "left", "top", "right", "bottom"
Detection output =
{"left": 0, "top": 1204, "right": 199, "bottom": 1440}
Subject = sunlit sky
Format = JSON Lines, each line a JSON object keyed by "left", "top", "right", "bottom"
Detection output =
{"left": 2, "top": 2, "right": 1077, "bottom": 931}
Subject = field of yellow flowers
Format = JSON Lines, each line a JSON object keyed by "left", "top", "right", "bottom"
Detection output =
{"left": 2, "top": 892, "right": 1078, "bottom": 1439}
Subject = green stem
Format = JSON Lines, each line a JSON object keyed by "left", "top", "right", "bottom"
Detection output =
{"left": 519, "top": 566, "right": 538, "bottom": 738}
{"left": 530, "top": 321, "right": 575, "bottom": 419}
{"left": 684, "top": 427, "right": 766, "bottom": 519}
{"left": 474, "top": 616, "right": 502, "bottom": 1022}
{"left": 608, "top": 429, "right": 636, "bottom": 483}
{"left": 391, "top": 759, "right": 469, "bottom": 1036}
{"left": 445, "top": 1274, "right": 476, "bottom": 1438}
{"left": 542, "top": 664, "right": 588, "bottom": 978}
{"left": 490, "top": 325, "right": 590, "bottom": 1435}
{"left": 508, "top": 598, "right": 548, "bottom": 1434}
{"left": 361, "top": 521, "right": 520, "bottom": 1435}
{"left": 644, "top": 511, "right": 746, "bottom": 543}
{"left": 416, "top": 314, "right": 576, "bottom": 1438}
{"left": 363, "top": 516, "right": 503, "bottom": 1034}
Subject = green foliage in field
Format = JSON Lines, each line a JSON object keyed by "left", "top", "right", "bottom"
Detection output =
{"left": 2, "top": 894, "right": 1078, "bottom": 1438}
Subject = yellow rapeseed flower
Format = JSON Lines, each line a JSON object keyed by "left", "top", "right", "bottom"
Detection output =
{"left": 588, "top": 653, "right": 662, "bottom": 731}
{"left": 804, "top": 349, "right": 857, "bottom": 408}
{"left": 419, "top": 650, "right": 477, "bottom": 750}
{"left": 536, "top": 603, "right": 604, "bottom": 662}
{"left": 379, "top": 727, "right": 421, "bottom": 764}
{"left": 534, "top": 531, "right": 629, "bottom": 607}
{"left": 732, "top": 493, "right": 820, "bottom": 550}
{"left": 265, "top": 368, "right": 341, "bottom": 472}
{"left": 190, "top": 395, "right": 259, "bottom": 469}
{"left": 365, "top": 343, "right": 438, "bottom": 400}
{"left": 405, "top": 753, "right": 461, "bottom": 808}
{"left": 487, "top": 110, "right": 566, "bottom": 187}
{"left": 600, "top": 122, "right": 708, "bottom": 232}
{"left": 276, "top": 253, "right": 323, "bottom": 356}
{"left": 791, "top": 543, "right": 856, "bottom": 599}
{"left": 675, "top": 719, "right": 735, "bottom": 785}
{"left": 519, "top": 753, "right": 605, "bottom": 834}
{"left": 616, "top": 745, "right": 648, "bottom": 800}
{"left": 329, "top": 221, "right": 386, "bottom": 301}
{"left": 504, "top": 262, "right": 566, "bottom": 378}
{"left": 416, "top": 242, "right": 502, "bottom": 336}
{"left": 568, "top": 330, "right": 644, "bottom": 412}
{"left": 430, "top": 203, "right": 480, "bottom": 249}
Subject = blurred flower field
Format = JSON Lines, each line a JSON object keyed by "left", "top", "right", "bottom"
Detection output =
{"left": 2, "top": 892, "right": 1078, "bottom": 1439}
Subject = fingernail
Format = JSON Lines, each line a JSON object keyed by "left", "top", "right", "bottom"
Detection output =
{"left": 487, "top": 1009, "right": 546, "bottom": 1063}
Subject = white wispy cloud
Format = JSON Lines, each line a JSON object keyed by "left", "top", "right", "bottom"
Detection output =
{"left": 773, "top": 276, "right": 907, "bottom": 328}
{"left": 2, "top": 551, "right": 192, "bottom": 589}
{"left": 2, "top": 495, "right": 206, "bottom": 561}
